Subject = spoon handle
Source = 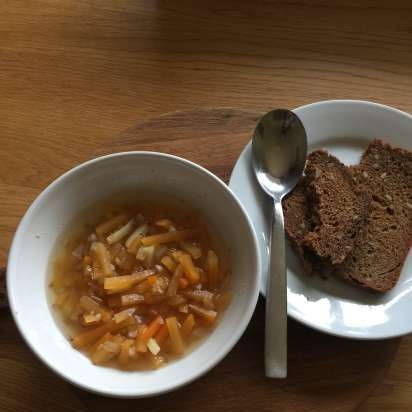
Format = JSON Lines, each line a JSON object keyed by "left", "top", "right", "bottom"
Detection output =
{"left": 265, "top": 200, "right": 287, "bottom": 378}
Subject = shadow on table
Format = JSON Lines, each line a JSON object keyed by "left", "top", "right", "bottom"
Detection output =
{"left": 0, "top": 310, "right": 85, "bottom": 412}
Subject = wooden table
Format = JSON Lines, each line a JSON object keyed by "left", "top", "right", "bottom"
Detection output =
{"left": 1, "top": 1, "right": 411, "bottom": 411}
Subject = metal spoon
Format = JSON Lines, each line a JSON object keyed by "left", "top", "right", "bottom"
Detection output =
{"left": 252, "top": 109, "right": 307, "bottom": 378}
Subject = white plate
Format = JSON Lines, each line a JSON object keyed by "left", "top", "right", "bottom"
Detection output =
{"left": 229, "top": 100, "right": 412, "bottom": 339}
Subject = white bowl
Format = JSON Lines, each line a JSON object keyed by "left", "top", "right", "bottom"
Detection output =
{"left": 230, "top": 100, "right": 412, "bottom": 339}
{"left": 7, "top": 152, "right": 261, "bottom": 397}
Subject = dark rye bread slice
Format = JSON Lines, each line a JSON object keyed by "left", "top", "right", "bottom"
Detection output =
{"left": 304, "top": 150, "right": 368, "bottom": 264}
{"left": 283, "top": 177, "right": 315, "bottom": 274}
{"left": 335, "top": 140, "right": 412, "bottom": 292}
{"left": 282, "top": 150, "right": 366, "bottom": 273}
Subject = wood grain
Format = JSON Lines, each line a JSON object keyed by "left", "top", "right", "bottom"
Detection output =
{"left": 0, "top": 0, "right": 411, "bottom": 411}
{"left": 0, "top": 311, "right": 84, "bottom": 412}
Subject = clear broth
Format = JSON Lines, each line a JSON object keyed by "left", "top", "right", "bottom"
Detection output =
{"left": 48, "top": 191, "right": 231, "bottom": 370}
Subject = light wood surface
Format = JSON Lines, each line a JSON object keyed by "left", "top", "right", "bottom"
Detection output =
{"left": 0, "top": 1, "right": 411, "bottom": 411}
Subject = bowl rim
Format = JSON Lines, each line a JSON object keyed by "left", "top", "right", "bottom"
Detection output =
{"left": 7, "top": 151, "right": 261, "bottom": 398}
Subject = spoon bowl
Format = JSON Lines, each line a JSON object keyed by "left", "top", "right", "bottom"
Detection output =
{"left": 252, "top": 109, "right": 307, "bottom": 378}
{"left": 253, "top": 110, "right": 307, "bottom": 200}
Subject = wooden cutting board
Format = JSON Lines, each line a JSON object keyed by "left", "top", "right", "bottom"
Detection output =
{"left": 87, "top": 108, "right": 399, "bottom": 411}
{"left": 0, "top": 109, "right": 399, "bottom": 412}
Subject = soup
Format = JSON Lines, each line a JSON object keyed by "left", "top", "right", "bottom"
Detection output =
{"left": 49, "top": 196, "right": 231, "bottom": 370}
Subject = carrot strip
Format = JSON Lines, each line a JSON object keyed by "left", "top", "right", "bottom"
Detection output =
{"left": 141, "top": 315, "right": 164, "bottom": 343}
{"left": 141, "top": 230, "right": 196, "bottom": 246}
{"left": 154, "top": 324, "right": 169, "bottom": 345}
{"left": 178, "top": 277, "right": 189, "bottom": 289}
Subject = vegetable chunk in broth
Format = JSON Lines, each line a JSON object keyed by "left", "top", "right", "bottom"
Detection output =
{"left": 49, "top": 196, "right": 231, "bottom": 370}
